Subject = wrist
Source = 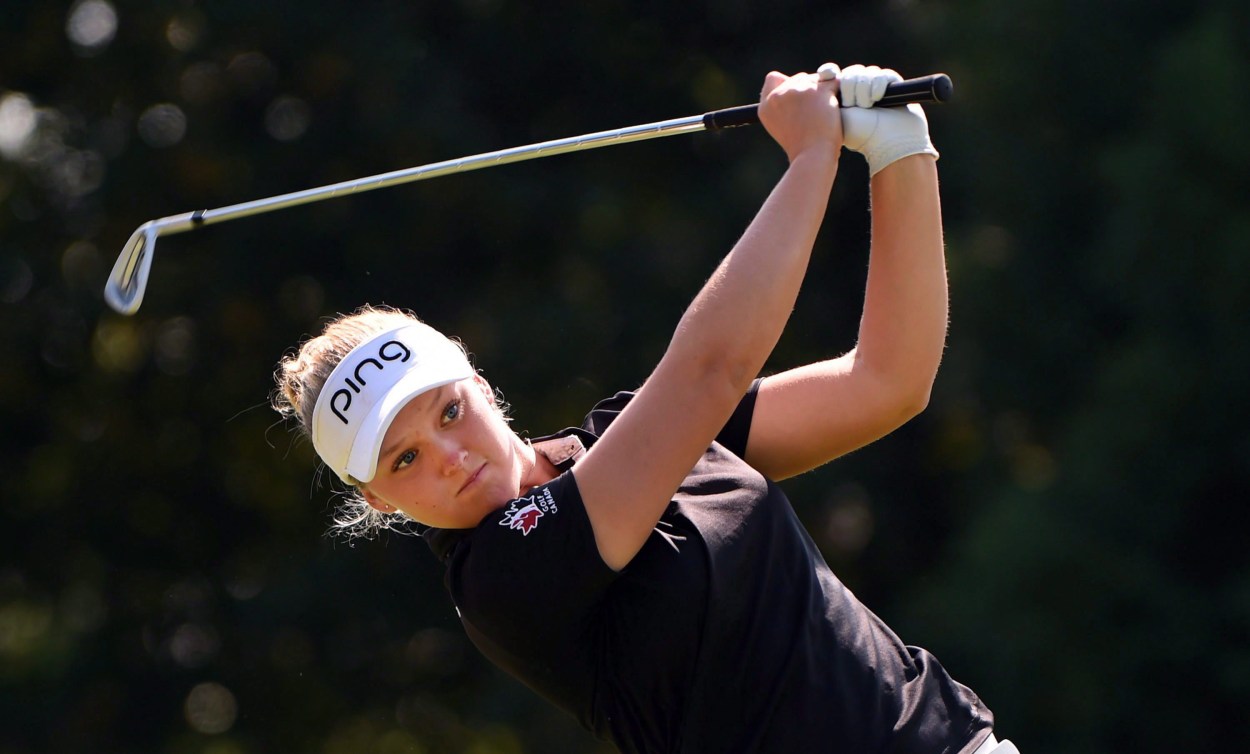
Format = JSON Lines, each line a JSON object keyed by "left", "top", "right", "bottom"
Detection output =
{"left": 863, "top": 137, "right": 938, "bottom": 177}
{"left": 870, "top": 151, "right": 938, "bottom": 185}
{"left": 788, "top": 142, "right": 840, "bottom": 171}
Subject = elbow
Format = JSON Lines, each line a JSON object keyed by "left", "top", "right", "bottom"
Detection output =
{"left": 650, "top": 345, "right": 758, "bottom": 411}
{"left": 702, "top": 352, "right": 761, "bottom": 403}
{"left": 857, "top": 352, "right": 936, "bottom": 424}
{"left": 875, "top": 384, "right": 930, "bottom": 435}
{"left": 894, "top": 358, "right": 940, "bottom": 420}
{"left": 668, "top": 326, "right": 763, "bottom": 398}
{"left": 898, "top": 382, "right": 933, "bottom": 420}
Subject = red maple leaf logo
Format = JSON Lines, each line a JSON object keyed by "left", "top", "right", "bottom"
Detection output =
{"left": 500, "top": 501, "right": 543, "bottom": 535}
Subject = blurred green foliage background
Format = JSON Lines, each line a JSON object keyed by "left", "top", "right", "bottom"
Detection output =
{"left": 2, "top": 1, "right": 1248, "bottom": 752}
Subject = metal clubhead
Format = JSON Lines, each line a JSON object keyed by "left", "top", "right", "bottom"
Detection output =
{"left": 104, "top": 222, "right": 159, "bottom": 315}
{"left": 104, "top": 212, "right": 199, "bottom": 315}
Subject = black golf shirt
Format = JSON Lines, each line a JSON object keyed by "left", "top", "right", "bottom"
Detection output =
{"left": 424, "top": 386, "right": 993, "bottom": 753}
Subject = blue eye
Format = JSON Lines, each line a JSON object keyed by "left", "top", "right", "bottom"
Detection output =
{"left": 393, "top": 449, "right": 417, "bottom": 471}
{"left": 442, "top": 399, "right": 462, "bottom": 424}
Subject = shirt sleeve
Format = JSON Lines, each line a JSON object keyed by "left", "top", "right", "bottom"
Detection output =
{"left": 714, "top": 377, "right": 761, "bottom": 458}
{"left": 582, "top": 379, "right": 762, "bottom": 458}
{"left": 445, "top": 469, "right": 617, "bottom": 647}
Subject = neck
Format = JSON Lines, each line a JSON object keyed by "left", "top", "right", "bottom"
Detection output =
{"left": 518, "top": 437, "right": 561, "bottom": 492}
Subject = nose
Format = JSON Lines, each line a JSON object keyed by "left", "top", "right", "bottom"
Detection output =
{"left": 434, "top": 437, "right": 467, "bottom": 477}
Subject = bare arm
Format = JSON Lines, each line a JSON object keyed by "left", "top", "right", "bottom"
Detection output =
{"left": 572, "top": 70, "right": 843, "bottom": 571}
{"left": 745, "top": 152, "right": 946, "bottom": 480}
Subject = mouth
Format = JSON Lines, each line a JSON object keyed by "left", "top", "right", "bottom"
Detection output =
{"left": 457, "top": 463, "right": 485, "bottom": 496}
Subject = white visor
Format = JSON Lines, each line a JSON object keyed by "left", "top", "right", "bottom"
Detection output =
{"left": 311, "top": 323, "right": 474, "bottom": 484}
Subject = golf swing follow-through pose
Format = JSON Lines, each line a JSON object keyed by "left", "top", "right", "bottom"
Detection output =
{"left": 141, "top": 60, "right": 1021, "bottom": 752}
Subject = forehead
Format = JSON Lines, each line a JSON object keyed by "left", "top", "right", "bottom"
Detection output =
{"left": 381, "top": 384, "right": 449, "bottom": 445}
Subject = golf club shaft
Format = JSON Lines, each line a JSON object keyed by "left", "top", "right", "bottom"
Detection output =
{"left": 151, "top": 73, "right": 952, "bottom": 238}
{"left": 138, "top": 114, "right": 715, "bottom": 240}
{"left": 106, "top": 73, "right": 952, "bottom": 314}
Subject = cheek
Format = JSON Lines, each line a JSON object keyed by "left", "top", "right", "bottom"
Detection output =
{"left": 374, "top": 474, "right": 431, "bottom": 509}
{"left": 491, "top": 422, "right": 520, "bottom": 467}
{"left": 473, "top": 402, "right": 510, "bottom": 446}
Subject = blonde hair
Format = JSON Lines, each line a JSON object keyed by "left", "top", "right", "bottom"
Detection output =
{"left": 272, "top": 305, "right": 453, "bottom": 539}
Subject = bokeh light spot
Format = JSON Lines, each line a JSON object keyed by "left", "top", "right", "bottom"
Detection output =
{"left": 264, "top": 96, "right": 311, "bottom": 141}
{"left": 180, "top": 62, "right": 226, "bottom": 106}
{"left": 822, "top": 483, "right": 875, "bottom": 560}
{"left": 170, "top": 623, "right": 220, "bottom": 668}
{"left": 137, "top": 104, "right": 187, "bottom": 148}
{"left": 66, "top": 0, "right": 118, "bottom": 54}
{"left": 0, "top": 601, "right": 54, "bottom": 659}
{"left": 184, "top": 682, "right": 238, "bottom": 734}
{"left": 0, "top": 93, "right": 37, "bottom": 159}
{"left": 92, "top": 319, "right": 147, "bottom": 373}
{"left": 155, "top": 316, "right": 197, "bottom": 375}
{"left": 49, "top": 148, "right": 105, "bottom": 197}
{"left": 690, "top": 63, "right": 736, "bottom": 112}
{"left": 406, "top": 628, "right": 465, "bottom": 677}
{"left": 165, "top": 11, "right": 205, "bottom": 52}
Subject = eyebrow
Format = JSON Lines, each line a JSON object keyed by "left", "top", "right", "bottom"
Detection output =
{"left": 379, "top": 385, "right": 446, "bottom": 463}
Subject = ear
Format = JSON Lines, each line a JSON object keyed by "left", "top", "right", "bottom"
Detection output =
{"left": 359, "top": 485, "right": 395, "bottom": 513}
{"left": 472, "top": 373, "right": 495, "bottom": 404}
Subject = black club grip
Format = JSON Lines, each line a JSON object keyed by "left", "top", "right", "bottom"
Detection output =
{"left": 703, "top": 73, "right": 953, "bottom": 131}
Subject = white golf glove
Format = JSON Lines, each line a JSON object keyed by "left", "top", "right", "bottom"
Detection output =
{"left": 820, "top": 63, "right": 939, "bottom": 176}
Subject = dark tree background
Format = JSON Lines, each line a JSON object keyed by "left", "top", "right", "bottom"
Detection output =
{"left": 2, "top": 1, "right": 1247, "bottom": 752}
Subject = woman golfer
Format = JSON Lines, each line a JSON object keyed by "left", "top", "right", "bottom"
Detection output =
{"left": 274, "top": 64, "right": 1018, "bottom": 754}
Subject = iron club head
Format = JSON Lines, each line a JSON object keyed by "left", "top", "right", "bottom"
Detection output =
{"left": 104, "top": 222, "right": 158, "bottom": 315}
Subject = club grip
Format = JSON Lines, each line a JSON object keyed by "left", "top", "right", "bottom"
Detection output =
{"left": 702, "top": 73, "right": 953, "bottom": 131}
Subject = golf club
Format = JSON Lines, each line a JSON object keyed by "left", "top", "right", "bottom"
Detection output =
{"left": 105, "top": 71, "right": 952, "bottom": 315}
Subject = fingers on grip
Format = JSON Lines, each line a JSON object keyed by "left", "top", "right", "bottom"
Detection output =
{"left": 839, "top": 63, "right": 901, "bottom": 108}
{"left": 870, "top": 69, "right": 901, "bottom": 102}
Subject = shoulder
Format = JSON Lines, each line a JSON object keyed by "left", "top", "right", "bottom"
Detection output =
{"left": 438, "top": 472, "right": 618, "bottom": 640}
{"left": 435, "top": 471, "right": 615, "bottom": 590}
{"left": 424, "top": 470, "right": 583, "bottom": 562}
{"left": 580, "top": 390, "right": 639, "bottom": 435}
